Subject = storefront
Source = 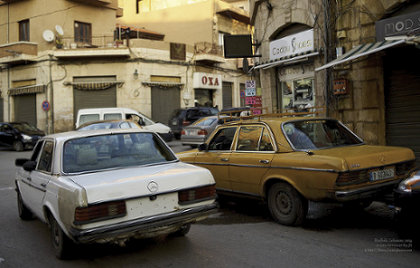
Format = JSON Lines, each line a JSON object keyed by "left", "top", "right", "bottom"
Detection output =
{"left": 253, "top": 28, "right": 319, "bottom": 112}
{"left": 193, "top": 72, "right": 222, "bottom": 107}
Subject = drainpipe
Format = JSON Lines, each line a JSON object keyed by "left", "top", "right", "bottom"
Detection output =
{"left": 323, "top": 0, "right": 331, "bottom": 116}
{"left": 48, "top": 54, "right": 54, "bottom": 134}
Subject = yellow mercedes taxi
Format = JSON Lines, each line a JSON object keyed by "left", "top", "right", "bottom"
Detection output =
{"left": 177, "top": 115, "right": 416, "bottom": 226}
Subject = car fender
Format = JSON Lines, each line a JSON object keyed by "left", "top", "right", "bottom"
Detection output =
{"left": 260, "top": 174, "right": 306, "bottom": 200}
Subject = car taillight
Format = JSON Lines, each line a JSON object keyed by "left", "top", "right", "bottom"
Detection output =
{"left": 178, "top": 185, "right": 216, "bottom": 205}
{"left": 336, "top": 170, "right": 369, "bottom": 186}
{"left": 197, "top": 129, "right": 207, "bottom": 136}
{"left": 74, "top": 200, "right": 126, "bottom": 225}
{"left": 181, "top": 130, "right": 186, "bottom": 135}
{"left": 182, "top": 120, "right": 191, "bottom": 126}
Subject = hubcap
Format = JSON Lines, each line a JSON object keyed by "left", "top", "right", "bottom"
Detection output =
{"left": 276, "top": 192, "right": 292, "bottom": 215}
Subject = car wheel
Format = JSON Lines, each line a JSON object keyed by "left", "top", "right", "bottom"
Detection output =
{"left": 17, "top": 191, "right": 33, "bottom": 220}
{"left": 50, "top": 215, "right": 74, "bottom": 259}
{"left": 267, "top": 182, "right": 308, "bottom": 226}
{"left": 173, "top": 223, "right": 191, "bottom": 236}
{"left": 13, "top": 141, "right": 24, "bottom": 152}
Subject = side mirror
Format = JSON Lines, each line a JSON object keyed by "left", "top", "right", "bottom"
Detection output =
{"left": 15, "top": 158, "right": 30, "bottom": 167}
{"left": 198, "top": 143, "right": 208, "bottom": 151}
{"left": 22, "top": 161, "right": 37, "bottom": 172}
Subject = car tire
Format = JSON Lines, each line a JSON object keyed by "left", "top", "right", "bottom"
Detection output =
{"left": 17, "top": 191, "right": 33, "bottom": 220}
{"left": 13, "top": 141, "right": 24, "bottom": 152}
{"left": 173, "top": 223, "right": 191, "bottom": 236}
{"left": 267, "top": 182, "right": 308, "bottom": 226}
{"left": 50, "top": 215, "right": 74, "bottom": 259}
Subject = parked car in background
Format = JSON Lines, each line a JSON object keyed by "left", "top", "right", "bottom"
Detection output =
{"left": 15, "top": 129, "right": 217, "bottom": 259}
{"left": 181, "top": 116, "right": 221, "bottom": 147}
{"left": 76, "top": 120, "right": 142, "bottom": 131}
{"left": 177, "top": 116, "right": 416, "bottom": 226}
{"left": 169, "top": 107, "right": 219, "bottom": 139}
{"left": 0, "top": 122, "right": 45, "bottom": 151}
{"left": 75, "top": 108, "right": 173, "bottom": 141}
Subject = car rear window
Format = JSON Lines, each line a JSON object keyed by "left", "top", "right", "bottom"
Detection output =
{"left": 283, "top": 119, "right": 363, "bottom": 150}
{"left": 63, "top": 133, "right": 176, "bottom": 173}
{"left": 194, "top": 117, "right": 217, "bottom": 126}
{"left": 104, "top": 113, "right": 122, "bottom": 120}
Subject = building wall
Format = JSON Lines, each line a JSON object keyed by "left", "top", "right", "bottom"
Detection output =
{"left": 332, "top": 0, "right": 411, "bottom": 145}
{"left": 0, "top": 0, "right": 118, "bottom": 51}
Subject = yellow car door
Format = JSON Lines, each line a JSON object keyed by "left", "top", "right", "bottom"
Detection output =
{"left": 229, "top": 126, "right": 275, "bottom": 196}
{"left": 195, "top": 126, "right": 237, "bottom": 192}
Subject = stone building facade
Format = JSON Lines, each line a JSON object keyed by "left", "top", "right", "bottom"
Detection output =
{"left": 250, "top": 0, "right": 420, "bottom": 166}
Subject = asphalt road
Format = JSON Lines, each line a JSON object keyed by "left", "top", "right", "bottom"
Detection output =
{"left": 1, "top": 142, "right": 419, "bottom": 267}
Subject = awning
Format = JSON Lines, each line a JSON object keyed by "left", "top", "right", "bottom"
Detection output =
{"left": 253, "top": 51, "right": 319, "bottom": 70}
{"left": 142, "top": 81, "right": 184, "bottom": 88}
{"left": 63, "top": 81, "right": 124, "bottom": 91}
{"left": 7, "top": 84, "right": 46, "bottom": 96}
{"left": 315, "top": 39, "right": 406, "bottom": 71}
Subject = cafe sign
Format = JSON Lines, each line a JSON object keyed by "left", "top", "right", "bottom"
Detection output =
{"left": 269, "top": 29, "right": 314, "bottom": 61}
{"left": 193, "top": 72, "right": 222, "bottom": 90}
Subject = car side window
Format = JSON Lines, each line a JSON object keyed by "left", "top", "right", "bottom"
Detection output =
{"left": 208, "top": 127, "right": 237, "bottom": 151}
{"left": 236, "top": 126, "right": 263, "bottom": 151}
{"left": 37, "top": 141, "right": 54, "bottom": 173}
{"left": 31, "top": 141, "right": 44, "bottom": 161}
{"left": 259, "top": 128, "right": 274, "bottom": 151}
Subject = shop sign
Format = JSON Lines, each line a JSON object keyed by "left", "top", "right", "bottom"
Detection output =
{"left": 376, "top": 10, "right": 420, "bottom": 41}
{"left": 193, "top": 72, "right": 222, "bottom": 90}
{"left": 269, "top": 29, "right": 314, "bottom": 61}
{"left": 245, "top": 80, "right": 256, "bottom": 96}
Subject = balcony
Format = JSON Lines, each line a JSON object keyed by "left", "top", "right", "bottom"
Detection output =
{"left": 53, "top": 36, "right": 130, "bottom": 58}
{"left": 194, "top": 42, "right": 225, "bottom": 65}
{"left": 0, "top": 42, "right": 38, "bottom": 65}
{"left": 66, "top": 0, "right": 117, "bottom": 8}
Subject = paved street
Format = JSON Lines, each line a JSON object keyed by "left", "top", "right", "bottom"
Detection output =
{"left": 0, "top": 142, "right": 419, "bottom": 267}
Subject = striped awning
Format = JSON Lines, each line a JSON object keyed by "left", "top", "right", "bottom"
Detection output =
{"left": 63, "top": 81, "right": 124, "bottom": 90}
{"left": 253, "top": 51, "right": 319, "bottom": 70}
{"left": 142, "top": 81, "right": 184, "bottom": 88}
{"left": 7, "top": 84, "right": 46, "bottom": 96}
{"left": 315, "top": 39, "right": 406, "bottom": 71}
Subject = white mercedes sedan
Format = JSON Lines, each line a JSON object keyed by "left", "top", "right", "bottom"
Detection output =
{"left": 15, "top": 129, "right": 217, "bottom": 259}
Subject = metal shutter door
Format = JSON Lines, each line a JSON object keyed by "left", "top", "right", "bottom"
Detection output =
{"left": 151, "top": 86, "right": 180, "bottom": 124}
{"left": 73, "top": 76, "right": 117, "bottom": 122}
{"left": 385, "top": 46, "right": 420, "bottom": 168}
{"left": 222, "top": 82, "right": 233, "bottom": 109}
{"left": 14, "top": 94, "right": 36, "bottom": 126}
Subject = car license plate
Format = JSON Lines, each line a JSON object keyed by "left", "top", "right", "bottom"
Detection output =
{"left": 369, "top": 167, "right": 395, "bottom": 181}
{"left": 187, "top": 130, "right": 198, "bottom": 135}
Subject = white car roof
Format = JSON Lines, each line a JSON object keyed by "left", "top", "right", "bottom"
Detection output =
{"left": 45, "top": 128, "right": 153, "bottom": 143}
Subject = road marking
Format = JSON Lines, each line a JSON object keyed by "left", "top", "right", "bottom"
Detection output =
{"left": 0, "top": 187, "right": 14, "bottom": 191}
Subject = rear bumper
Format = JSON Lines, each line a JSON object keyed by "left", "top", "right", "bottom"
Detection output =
{"left": 335, "top": 180, "right": 400, "bottom": 202}
{"left": 69, "top": 203, "right": 217, "bottom": 243}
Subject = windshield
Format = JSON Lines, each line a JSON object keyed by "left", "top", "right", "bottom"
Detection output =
{"left": 283, "top": 119, "right": 363, "bottom": 150}
{"left": 63, "top": 132, "right": 176, "bottom": 173}
{"left": 10, "top": 122, "right": 39, "bottom": 132}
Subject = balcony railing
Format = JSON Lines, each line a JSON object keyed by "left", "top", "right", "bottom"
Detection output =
{"left": 194, "top": 42, "right": 225, "bottom": 64}
{"left": 57, "top": 35, "right": 125, "bottom": 49}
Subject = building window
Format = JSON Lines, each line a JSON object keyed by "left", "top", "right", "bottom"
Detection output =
{"left": 19, "top": 19, "right": 30, "bottom": 41}
{"left": 281, "top": 77, "right": 314, "bottom": 111}
{"left": 74, "top": 21, "right": 92, "bottom": 44}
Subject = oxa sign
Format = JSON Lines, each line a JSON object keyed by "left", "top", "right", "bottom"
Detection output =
{"left": 269, "top": 29, "right": 314, "bottom": 61}
{"left": 193, "top": 72, "right": 222, "bottom": 90}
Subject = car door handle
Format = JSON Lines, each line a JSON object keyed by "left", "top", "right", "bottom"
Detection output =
{"left": 220, "top": 158, "right": 229, "bottom": 162}
{"left": 259, "top": 160, "right": 270, "bottom": 164}
{"left": 40, "top": 183, "right": 46, "bottom": 188}
{"left": 26, "top": 177, "right": 32, "bottom": 181}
